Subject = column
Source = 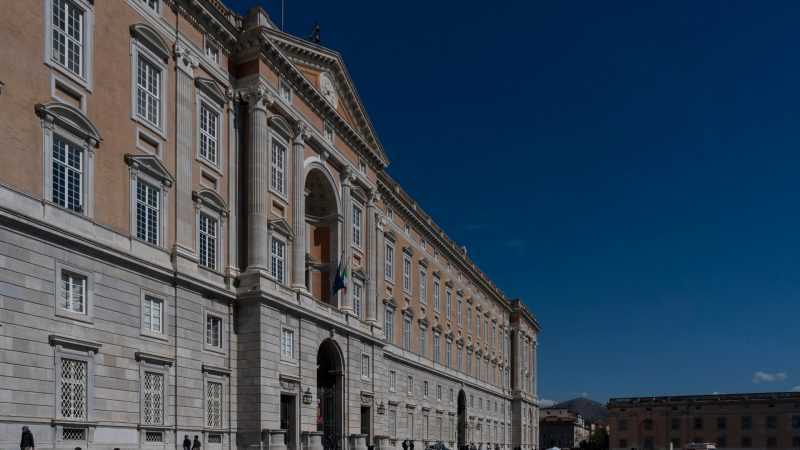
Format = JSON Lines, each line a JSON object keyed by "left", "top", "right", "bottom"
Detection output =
{"left": 376, "top": 213, "right": 387, "bottom": 331}
{"left": 226, "top": 93, "right": 239, "bottom": 276}
{"left": 340, "top": 167, "right": 354, "bottom": 312}
{"left": 365, "top": 189, "right": 378, "bottom": 323}
{"left": 292, "top": 123, "right": 309, "bottom": 289}
{"left": 244, "top": 86, "right": 272, "bottom": 271}
{"left": 173, "top": 43, "right": 198, "bottom": 258}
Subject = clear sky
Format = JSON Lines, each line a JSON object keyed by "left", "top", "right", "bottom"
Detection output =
{"left": 227, "top": 0, "right": 800, "bottom": 404}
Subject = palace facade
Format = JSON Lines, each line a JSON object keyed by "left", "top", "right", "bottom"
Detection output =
{"left": 0, "top": 1, "right": 541, "bottom": 450}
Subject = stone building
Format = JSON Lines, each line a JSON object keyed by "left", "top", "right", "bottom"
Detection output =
{"left": 0, "top": 1, "right": 541, "bottom": 450}
{"left": 608, "top": 392, "right": 800, "bottom": 450}
{"left": 539, "top": 408, "right": 590, "bottom": 450}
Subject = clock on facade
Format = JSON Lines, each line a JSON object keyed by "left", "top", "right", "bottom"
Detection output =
{"left": 319, "top": 72, "right": 338, "bottom": 108}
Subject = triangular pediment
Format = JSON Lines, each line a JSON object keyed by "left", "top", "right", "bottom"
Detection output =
{"left": 268, "top": 217, "right": 294, "bottom": 240}
{"left": 195, "top": 77, "right": 228, "bottom": 105}
{"left": 125, "top": 154, "right": 174, "bottom": 187}
{"left": 263, "top": 29, "right": 389, "bottom": 167}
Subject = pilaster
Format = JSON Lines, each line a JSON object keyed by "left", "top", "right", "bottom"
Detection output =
{"left": 243, "top": 86, "right": 273, "bottom": 272}
{"left": 292, "top": 123, "right": 310, "bottom": 290}
{"left": 340, "top": 166, "right": 354, "bottom": 313}
{"left": 365, "top": 189, "right": 378, "bottom": 323}
{"left": 173, "top": 42, "right": 199, "bottom": 261}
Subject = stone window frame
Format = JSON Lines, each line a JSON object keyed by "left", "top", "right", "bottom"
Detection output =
{"left": 384, "top": 237, "right": 395, "bottom": 283}
{"left": 384, "top": 304, "right": 395, "bottom": 344}
{"left": 445, "top": 288, "right": 452, "bottom": 320}
{"left": 135, "top": 352, "right": 173, "bottom": 432}
{"left": 196, "top": 91, "right": 224, "bottom": 172}
{"left": 203, "top": 308, "right": 226, "bottom": 355}
{"left": 127, "top": 155, "right": 173, "bottom": 249}
{"left": 140, "top": 289, "right": 168, "bottom": 341}
{"left": 407, "top": 375, "right": 414, "bottom": 396}
{"left": 203, "top": 35, "right": 220, "bottom": 66}
{"left": 352, "top": 276, "right": 365, "bottom": 320}
{"left": 194, "top": 189, "right": 228, "bottom": 274}
{"left": 43, "top": 0, "right": 95, "bottom": 91}
{"left": 432, "top": 275, "right": 440, "bottom": 312}
{"left": 418, "top": 267, "right": 428, "bottom": 306}
{"left": 279, "top": 77, "right": 292, "bottom": 104}
{"left": 402, "top": 251, "right": 413, "bottom": 294}
{"left": 280, "top": 326, "right": 296, "bottom": 364}
{"left": 361, "top": 352, "right": 371, "bottom": 380}
{"left": 270, "top": 234, "right": 288, "bottom": 284}
{"left": 202, "top": 366, "right": 229, "bottom": 431}
{"left": 129, "top": 27, "right": 170, "bottom": 140}
{"left": 50, "top": 73, "right": 87, "bottom": 113}
{"left": 388, "top": 369, "right": 397, "bottom": 392}
{"left": 352, "top": 201, "right": 364, "bottom": 250}
{"left": 268, "top": 131, "right": 289, "bottom": 200}
{"left": 50, "top": 335, "right": 100, "bottom": 438}
{"left": 54, "top": 261, "right": 95, "bottom": 324}
{"left": 402, "top": 314, "right": 413, "bottom": 351}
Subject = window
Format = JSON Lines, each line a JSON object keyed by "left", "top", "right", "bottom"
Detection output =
{"left": 457, "top": 298, "right": 462, "bottom": 324}
{"left": 456, "top": 345, "right": 462, "bottom": 371}
{"left": 205, "top": 40, "right": 219, "bottom": 64}
{"left": 136, "top": 179, "right": 160, "bottom": 244}
{"left": 136, "top": 54, "right": 162, "bottom": 128}
{"left": 445, "top": 340, "right": 452, "bottom": 367}
{"left": 271, "top": 139, "right": 287, "bottom": 195}
{"left": 467, "top": 307, "right": 472, "bottom": 331}
{"left": 353, "top": 280, "right": 363, "bottom": 319}
{"left": 280, "top": 79, "right": 292, "bottom": 102}
{"left": 466, "top": 350, "right": 472, "bottom": 374}
{"left": 281, "top": 329, "right": 294, "bottom": 360}
{"left": 423, "top": 380, "right": 429, "bottom": 397}
{"left": 389, "top": 370, "right": 396, "bottom": 392}
{"left": 403, "top": 316, "right": 412, "bottom": 351}
{"left": 199, "top": 103, "right": 219, "bottom": 165}
{"left": 207, "top": 381, "right": 222, "bottom": 428}
{"left": 445, "top": 289, "right": 452, "bottom": 320}
{"left": 767, "top": 415, "right": 777, "bottom": 429}
{"left": 199, "top": 213, "right": 218, "bottom": 270}
{"left": 470, "top": 395, "right": 473, "bottom": 408}
{"left": 359, "top": 160, "right": 367, "bottom": 174}
{"left": 693, "top": 417, "right": 702, "bottom": 430}
{"left": 436, "top": 384, "right": 442, "bottom": 401}
{"left": 52, "top": 135, "right": 84, "bottom": 212}
{"left": 143, "top": 371, "right": 164, "bottom": 424}
{"left": 353, "top": 204, "right": 363, "bottom": 248}
{"left": 476, "top": 314, "right": 481, "bottom": 337}
{"left": 271, "top": 237, "right": 286, "bottom": 284}
{"left": 404, "top": 224, "right": 410, "bottom": 235}
{"left": 61, "top": 270, "right": 87, "bottom": 314}
{"left": 742, "top": 415, "right": 752, "bottom": 430}
{"left": 59, "top": 358, "right": 87, "bottom": 419}
{"left": 324, "top": 121, "right": 334, "bottom": 143}
{"left": 361, "top": 354, "right": 370, "bottom": 379}
{"left": 717, "top": 416, "right": 726, "bottom": 430}
{"left": 449, "top": 388, "right": 454, "bottom": 403}
{"left": 419, "top": 326, "right": 426, "bottom": 357}
{"left": 419, "top": 269, "right": 427, "bottom": 304}
{"left": 381, "top": 306, "right": 394, "bottom": 343}
{"left": 402, "top": 254, "right": 412, "bottom": 293}
{"left": 793, "top": 415, "right": 800, "bottom": 429}
{"left": 51, "top": 0, "right": 85, "bottom": 77}
{"left": 143, "top": 295, "right": 163, "bottom": 333}
{"left": 407, "top": 376, "right": 414, "bottom": 395}
{"left": 385, "top": 241, "right": 394, "bottom": 281}
{"left": 206, "top": 314, "right": 222, "bottom": 349}
{"left": 142, "top": 0, "right": 159, "bottom": 13}
{"left": 433, "top": 278, "right": 440, "bottom": 311}
{"left": 670, "top": 418, "right": 679, "bottom": 430}
{"left": 433, "top": 333, "right": 440, "bottom": 364}
{"left": 388, "top": 406, "right": 398, "bottom": 438}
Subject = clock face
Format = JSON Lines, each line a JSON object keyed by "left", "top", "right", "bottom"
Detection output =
{"left": 319, "top": 73, "right": 338, "bottom": 108}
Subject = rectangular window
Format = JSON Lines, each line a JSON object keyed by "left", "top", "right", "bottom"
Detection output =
{"left": 361, "top": 354, "right": 370, "bottom": 379}
{"left": 324, "top": 121, "right": 334, "bottom": 143}
{"left": 199, "top": 213, "right": 218, "bottom": 270}
{"left": 59, "top": 357, "right": 87, "bottom": 420}
{"left": 793, "top": 415, "right": 800, "bottom": 429}
{"left": 143, "top": 295, "right": 163, "bottom": 333}
{"left": 389, "top": 370, "right": 396, "bottom": 392}
{"left": 51, "top": 0, "right": 84, "bottom": 76}
{"left": 446, "top": 340, "right": 452, "bottom": 368}
{"left": 466, "top": 350, "right": 472, "bottom": 374}
{"left": 136, "top": 54, "right": 161, "bottom": 127}
{"left": 403, "top": 316, "right": 412, "bottom": 351}
{"left": 136, "top": 179, "right": 160, "bottom": 245}
{"left": 419, "top": 327, "right": 427, "bottom": 357}
{"left": 433, "top": 278, "right": 440, "bottom": 311}
{"left": 423, "top": 381, "right": 429, "bottom": 397}
{"left": 353, "top": 205, "right": 363, "bottom": 248}
{"left": 407, "top": 376, "right": 414, "bottom": 395}
{"left": 717, "top": 416, "right": 726, "bottom": 430}
{"left": 433, "top": 333, "right": 440, "bottom": 364}
{"left": 206, "top": 314, "right": 222, "bottom": 349}
{"left": 742, "top": 416, "right": 752, "bottom": 430}
{"left": 457, "top": 298, "right": 462, "bottom": 324}
{"left": 467, "top": 307, "right": 472, "bottom": 332}
{"left": 52, "top": 135, "right": 83, "bottom": 212}
{"left": 205, "top": 40, "right": 219, "bottom": 64}
{"left": 61, "top": 270, "right": 86, "bottom": 314}
{"left": 389, "top": 407, "right": 397, "bottom": 438}
{"left": 385, "top": 307, "right": 394, "bottom": 344}
{"left": 456, "top": 345, "right": 463, "bottom": 371}
{"left": 385, "top": 241, "right": 394, "bottom": 280}
{"left": 271, "top": 139, "right": 287, "bottom": 195}
{"left": 199, "top": 103, "right": 219, "bottom": 165}
{"left": 445, "top": 289, "right": 452, "bottom": 320}
{"left": 143, "top": 371, "right": 164, "bottom": 424}
{"left": 353, "top": 280, "right": 363, "bottom": 319}
{"left": 271, "top": 237, "right": 286, "bottom": 284}
{"left": 281, "top": 328, "right": 294, "bottom": 360}
{"left": 402, "top": 255, "right": 412, "bottom": 293}
{"left": 436, "top": 384, "right": 442, "bottom": 401}
{"left": 476, "top": 315, "right": 481, "bottom": 337}
{"left": 767, "top": 415, "right": 777, "bottom": 429}
{"left": 207, "top": 381, "right": 222, "bottom": 428}
{"left": 280, "top": 79, "right": 292, "bottom": 102}
{"left": 419, "top": 269, "right": 427, "bottom": 304}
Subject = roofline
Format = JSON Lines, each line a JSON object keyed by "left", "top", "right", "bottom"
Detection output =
{"left": 608, "top": 391, "right": 800, "bottom": 406}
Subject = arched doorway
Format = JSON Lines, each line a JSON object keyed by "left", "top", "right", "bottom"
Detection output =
{"left": 457, "top": 389, "right": 467, "bottom": 450}
{"left": 317, "top": 339, "right": 345, "bottom": 450}
{"left": 305, "top": 168, "right": 340, "bottom": 306}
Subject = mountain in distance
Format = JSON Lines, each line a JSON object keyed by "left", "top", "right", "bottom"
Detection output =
{"left": 551, "top": 398, "right": 609, "bottom": 423}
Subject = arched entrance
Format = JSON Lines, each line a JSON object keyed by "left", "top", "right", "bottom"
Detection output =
{"left": 317, "top": 339, "right": 345, "bottom": 450}
{"left": 305, "top": 168, "right": 340, "bottom": 306}
{"left": 457, "top": 389, "right": 467, "bottom": 450}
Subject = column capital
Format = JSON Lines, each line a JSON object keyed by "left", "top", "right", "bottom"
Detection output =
{"left": 293, "top": 121, "right": 311, "bottom": 144}
{"left": 173, "top": 42, "right": 199, "bottom": 76}
{"left": 241, "top": 85, "right": 273, "bottom": 113}
{"left": 342, "top": 166, "right": 355, "bottom": 186}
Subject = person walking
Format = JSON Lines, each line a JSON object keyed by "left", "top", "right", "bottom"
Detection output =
{"left": 192, "top": 435, "right": 202, "bottom": 450}
{"left": 20, "top": 426, "right": 34, "bottom": 450}
{"left": 183, "top": 435, "right": 192, "bottom": 450}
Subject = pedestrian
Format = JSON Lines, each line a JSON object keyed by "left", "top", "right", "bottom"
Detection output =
{"left": 183, "top": 435, "right": 191, "bottom": 450}
{"left": 192, "top": 435, "right": 202, "bottom": 450}
{"left": 402, "top": 440, "right": 409, "bottom": 450}
{"left": 20, "top": 426, "right": 34, "bottom": 450}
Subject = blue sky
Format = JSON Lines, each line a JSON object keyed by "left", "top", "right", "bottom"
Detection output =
{"left": 227, "top": 0, "right": 800, "bottom": 403}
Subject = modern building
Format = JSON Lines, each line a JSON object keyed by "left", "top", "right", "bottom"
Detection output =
{"left": 0, "top": 1, "right": 541, "bottom": 450}
{"left": 608, "top": 392, "right": 800, "bottom": 450}
{"left": 539, "top": 408, "right": 590, "bottom": 449}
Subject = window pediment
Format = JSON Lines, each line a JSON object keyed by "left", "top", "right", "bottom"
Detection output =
{"left": 193, "top": 189, "right": 228, "bottom": 216}
{"left": 49, "top": 334, "right": 101, "bottom": 353}
{"left": 195, "top": 77, "right": 228, "bottom": 106}
{"left": 130, "top": 23, "right": 170, "bottom": 62}
{"left": 268, "top": 217, "right": 294, "bottom": 240}
{"left": 268, "top": 113, "right": 294, "bottom": 139}
{"left": 125, "top": 154, "right": 174, "bottom": 187}
{"left": 35, "top": 102, "right": 101, "bottom": 147}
